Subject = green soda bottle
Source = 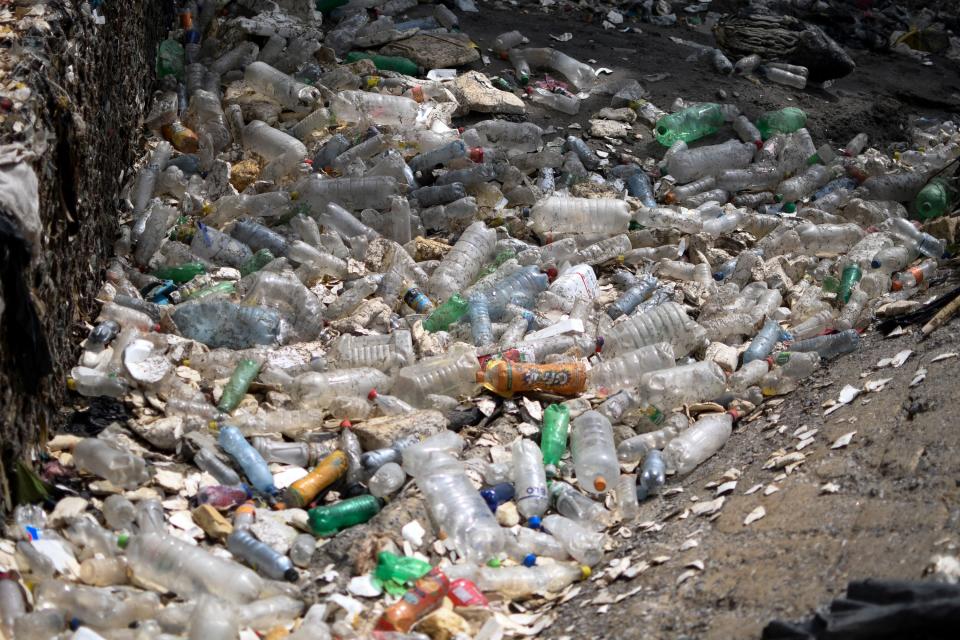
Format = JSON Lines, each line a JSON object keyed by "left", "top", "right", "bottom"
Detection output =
{"left": 756, "top": 107, "right": 807, "bottom": 140}
{"left": 345, "top": 52, "right": 420, "bottom": 77}
{"left": 189, "top": 281, "right": 236, "bottom": 301}
{"left": 839, "top": 264, "right": 862, "bottom": 304}
{"left": 422, "top": 293, "right": 469, "bottom": 332}
{"left": 374, "top": 551, "right": 431, "bottom": 594}
{"left": 540, "top": 404, "right": 570, "bottom": 475}
{"left": 308, "top": 495, "right": 382, "bottom": 536}
{"left": 157, "top": 39, "right": 185, "bottom": 81}
{"left": 654, "top": 103, "right": 724, "bottom": 146}
{"left": 240, "top": 249, "right": 276, "bottom": 276}
{"left": 217, "top": 359, "right": 262, "bottom": 413}
{"left": 152, "top": 262, "right": 205, "bottom": 284}
{"left": 914, "top": 177, "right": 957, "bottom": 221}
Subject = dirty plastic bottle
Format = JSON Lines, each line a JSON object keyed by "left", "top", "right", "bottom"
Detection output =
{"left": 870, "top": 244, "right": 918, "bottom": 273}
{"left": 602, "top": 301, "right": 707, "bottom": 358}
{"left": 135, "top": 499, "right": 165, "bottom": 534}
{"left": 470, "top": 120, "right": 543, "bottom": 152}
{"left": 308, "top": 495, "right": 383, "bottom": 536}
{"left": 860, "top": 170, "right": 931, "bottom": 203}
{"left": 328, "top": 331, "right": 414, "bottom": 371}
{"left": 528, "top": 87, "right": 580, "bottom": 115}
{"left": 426, "top": 221, "right": 498, "bottom": 301}
{"left": 530, "top": 197, "right": 631, "bottom": 235}
{"left": 588, "top": 343, "right": 675, "bottom": 396}
{"left": 541, "top": 514, "right": 604, "bottom": 566}
{"left": 230, "top": 218, "right": 289, "bottom": 257}
{"left": 217, "top": 358, "right": 261, "bottom": 413}
{"left": 548, "top": 482, "right": 607, "bottom": 526}
{"left": 892, "top": 259, "right": 937, "bottom": 291}
{"left": 188, "top": 595, "right": 239, "bottom": 640}
{"left": 641, "top": 361, "right": 728, "bottom": 410}
{"left": 539, "top": 403, "right": 570, "bottom": 475}
{"left": 33, "top": 579, "right": 160, "bottom": 629}
{"left": 790, "top": 308, "right": 836, "bottom": 340}
{"left": 777, "top": 164, "right": 835, "bottom": 202}
{"left": 512, "top": 439, "right": 549, "bottom": 518}
{"left": 289, "top": 368, "right": 392, "bottom": 409}
{"left": 102, "top": 494, "right": 137, "bottom": 531}
{"left": 197, "top": 485, "right": 251, "bottom": 510}
{"left": 836, "top": 289, "right": 869, "bottom": 330}
{"left": 244, "top": 61, "right": 320, "bottom": 109}
{"left": 761, "top": 351, "right": 822, "bottom": 395}
{"left": 468, "top": 294, "right": 495, "bottom": 347}
{"left": 218, "top": 425, "right": 276, "bottom": 494}
{"left": 368, "top": 462, "right": 406, "bottom": 498}
{"left": 655, "top": 103, "right": 724, "bottom": 146}
{"left": 616, "top": 473, "right": 640, "bottom": 519}
{"left": 478, "top": 360, "right": 588, "bottom": 397}
{"left": 68, "top": 367, "right": 129, "bottom": 398}
{"left": 756, "top": 107, "right": 807, "bottom": 140}
{"left": 509, "top": 47, "right": 596, "bottom": 90}
{"left": 761, "top": 65, "right": 807, "bottom": 89}
{"left": 73, "top": 438, "right": 149, "bottom": 489}
{"left": 508, "top": 527, "right": 569, "bottom": 562}
{"left": 393, "top": 344, "right": 480, "bottom": 406}
{"left": 667, "top": 139, "right": 756, "bottom": 184}
{"left": 662, "top": 412, "right": 733, "bottom": 475}
{"left": 883, "top": 217, "right": 947, "bottom": 259}
{"left": 288, "top": 534, "right": 317, "bottom": 570}
{"left": 570, "top": 411, "right": 619, "bottom": 494}
{"left": 124, "top": 532, "right": 263, "bottom": 603}
{"left": 377, "top": 568, "right": 449, "bottom": 632}
{"left": 473, "top": 563, "right": 589, "bottom": 599}
{"left": 284, "top": 451, "right": 348, "bottom": 508}
{"left": 636, "top": 450, "right": 666, "bottom": 500}
{"left": 743, "top": 318, "right": 785, "bottom": 363}
{"left": 0, "top": 572, "right": 26, "bottom": 638}
{"left": 789, "top": 328, "right": 860, "bottom": 359}
{"left": 227, "top": 529, "right": 298, "bottom": 582}
{"left": 607, "top": 274, "right": 658, "bottom": 320}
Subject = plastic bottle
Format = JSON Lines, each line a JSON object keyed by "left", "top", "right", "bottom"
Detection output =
{"left": 480, "top": 482, "right": 515, "bottom": 512}
{"left": 662, "top": 412, "right": 733, "bottom": 475}
{"left": 871, "top": 245, "right": 919, "bottom": 273}
{"left": 470, "top": 120, "right": 543, "bottom": 152}
{"left": 368, "top": 462, "right": 406, "bottom": 498}
{"left": 667, "top": 139, "right": 756, "bottom": 184}
{"left": 541, "top": 514, "right": 604, "bottom": 566}
{"left": 607, "top": 274, "right": 658, "bottom": 319}
{"left": 135, "top": 499, "right": 165, "bottom": 534}
{"left": 528, "top": 87, "right": 581, "bottom": 115}
{"left": 913, "top": 177, "right": 957, "bottom": 220}
{"left": 636, "top": 450, "right": 666, "bottom": 500}
{"left": 836, "top": 289, "right": 869, "bottom": 331}
{"left": 230, "top": 219, "right": 289, "bottom": 257}
{"left": 762, "top": 65, "right": 807, "bottom": 89}
{"left": 124, "top": 532, "right": 263, "bottom": 603}
{"left": 287, "top": 534, "right": 317, "bottom": 570}
{"left": 569, "top": 411, "right": 619, "bottom": 494}
{"left": 393, "top": 344, "right": 480, "bottom": 406}
{"left": 743, "top": 318, "right": 785, "bottom": 363}
{"left": 68, "top": 367, "right": 129, "bottom": 398}
{"left": 512, "top": 440, "right": 549, "bottom": 518}
{"left": 588, "top": 343, "right": 675, "bottom": 396}
{"left": 330, "top": 90, "right": 419, "bottom": 128}
{"left": 756, "top": 107, "right": 807, "bottom": 139}
{"left": 288, "top": 368, "right": 391, "bottom": 409}
{"left": 761, "top": 351, "right": 822, "bottom": 395}
{"left": 602, "top": 301, "right": 707, "bottom": 358}
{"left": 284, "top": 451, "right": 348, "bottom": 508}
{"left": 226, "top": 529, "right": 298, "bottom": 582}
{"left": 892, "top": 259, "right": 937, "bottom": 291}
{"left": 789, "top": 308, "right": 836, "bottom": 340}
{"left": 478, "top": 360, "right": 588, "bottom": 397}
{"left": 844, "top": 132, "right": 869, "bottom": 157}
{"left": 32, "top": 579, "right": 160, "bottom": 629}
{"left": 641, "top": 361, "right": 727, "bottom": 410}
{"left": 492, "top": 30, "right": 528, "bottom": 55}
{"left": 216, "top": 358, "right": 261, "bottom": 414}
{"left": 188, "top": 595, "right": 239, "bottom": 640}
{"left": 426, "top": 221, "right": 498, "bottom": 301}
{"left": 508, "top": 47, "right": 596, "bottom": 90}
{"left": 376, "top": 568, "right": 449, "bottom": 632}
{"left": 422, "top": 293, "right": 469, "bottom": 332}
{"left": 102, "top": 494, "right": 137, "bottom": 531}
{"left": 218, "top": 425, "right": 276, "bottom": 494}
{"left": 468, "top": 294, "right": 495, "bottom": 347}
{"left": 530, "top": 196, "right": 631, "bottom": 235}
{"left": 860, "top": 171, "right": 931, "bottom": 203}
{"left": 244, "top": 61, "right": 320, "bottom": 109}
{"left": 473, "top": 563, "right": 589, "bottom": 599}
{"left": 576, "top": 234, "right": 632, "bottom": 266}
{"left": 0, "top": 572, "right": 26, "bottom": 638}
{"left": 197, "top": 485, "right": 251, "bottom": 510}
{"left": 654, "top": 103, "right": 724, "bottom": 146}
{"left": 788, "top": 329, "right": 860, "bottom": 359}
{"left": 777, "top": 164, "right": 836, "bottom": 203}
{"left": 883, "top": 217, "right": 947, "bottom": 259}
{"left": 73, "top": 438, "right": 149, "bottom": 489}
{"left": 308, "top": 495, "right": 382, "bottom": 536}
{"left": 539, "top": 403, "right": 570, "bottom": 476}
{"left": 508, "top": 527, "right": 569, "bottom": 562}
{"left": 328, "top": 331, "right": 414, "bottom": 371}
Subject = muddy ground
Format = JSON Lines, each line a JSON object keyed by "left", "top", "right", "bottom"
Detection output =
{"left": 452, "top": 5, "right": 960, "bottom": 638}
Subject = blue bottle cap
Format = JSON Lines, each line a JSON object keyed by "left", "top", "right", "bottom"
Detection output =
{"left": 523, "top": 554, "right": 537, "bottom": 567}
{"left": 528, "top": 516, "right": 542, "bottom": 529}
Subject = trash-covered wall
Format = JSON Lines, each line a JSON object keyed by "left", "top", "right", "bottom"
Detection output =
{"left": 0, "top": 1, "right": 175, "bottom": 505}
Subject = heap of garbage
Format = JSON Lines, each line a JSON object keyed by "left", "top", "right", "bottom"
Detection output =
{"left": 2, "top": 0, "right": 958, "bottom": 638}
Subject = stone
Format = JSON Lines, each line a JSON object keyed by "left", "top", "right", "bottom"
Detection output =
{"left": 191, "top": 504, "right": 233, "bottom": 540}
{"left": 588, "top": 119, "right": 631, "bottom": 139}
{"left": 450, "top": 71, "right": 525, "bottom": 116}
{"left": 129, "top": 416, "right": 183, "bottom": 451}
{"left": 705, "top": 342, "right": 739, "bottom": 373}
{"left": 412, "top": 236, "right": 453, "bottom": 261}
{"left": 924, "top": 215, "right": 960, "bottom": 245}
{"left": 380, "top": 32, "right": 480, "bottom": 69}
{"left": 230, "top": 159, "right": 261, "bottom": 192}
{"left": 416, "top": 607, "right": 472, "bottom": 640}
{"left": 596, "top": 107, "right": 637, "bottom": 122}
{"left": 49, "top": 497, "right": 90, "bottom": 527}
{"left": 351, "top": 410, "right": 448, "bottom": 450}
{"left": 495, "top": 501, "right": 520, "bottom": 527}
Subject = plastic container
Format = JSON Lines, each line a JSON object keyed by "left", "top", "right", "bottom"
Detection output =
{"left": 602, "top": 301, "right": 707, "bottom": 358}
{"left": 530, "top": 196, "right": 630, "bottom": 235}
{"left": 570, "top": 411, "right": 619, "bottom": 494}
{"left": 588, "top": 343, "right": 675, "bottom": 396}
{"left": 636, "top": 450, "right": 666, "bottom": 500}
{"left": 655, "top": 103, "right": 724, "bottom": 146}
{"left": 512, "top": 439, "right": 549, "bottom": 518}
{"left": 393, "top": 344, "right": 480, "bottom": 406}
{"left": 284, "top": 451, "right": 348, "bottom": 508}
{"left": 308, "top": 495, "right": 382, "bottom": 536}
{"left": 662, "top": 412, "right": 733, "bottom": 475}
{"left": 218, "top": 425, "right": 276, "bottom": 494}
{"left": 73, "top": 438, "right": 149, "bottom": 489}
{"left": 478, "top": 360, "right": 588, "bottom": 397}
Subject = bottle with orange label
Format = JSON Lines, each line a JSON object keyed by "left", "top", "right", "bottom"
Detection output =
{"left": 283, "top": 450, "right": 348, "bottom": 508}
{"left": 375, "top": 568, "right": 450, "bottom": 632}
{"left": 161, "top": 121, "right": 200, "bottom": 153}
{"left": 477, "top": 360, "right": 588, "bottom": 397}
{"left": 891, "top": 258, "right": 937, "bottom": 291}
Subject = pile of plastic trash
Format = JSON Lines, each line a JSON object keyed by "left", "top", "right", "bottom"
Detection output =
{"left": 2, "top": 0, "right": 958, "bottom": 638}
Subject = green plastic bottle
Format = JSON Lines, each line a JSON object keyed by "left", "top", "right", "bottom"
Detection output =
{"left": 217, "top": 359, "right": 262, "bottom": 414}
{"left": 422, "top": 293, "right": 469, "bottom": 332}
{"left": 240, "top": 249, "right": 276, "bottom": 276}
{"left": 345, "top": 52, "right": 420, "bottom": 77}
{"left": 374, "top": 551, "right": 431, "bottom": 594}
{"left": 756, "top": 107, "right": 807, "bottom": 140}
{"left": 839, "top": 264, "right": 862, "bottom": 304}
{"left": 188, "top": 281, "right": 236, "bottom": 301}
{"left": 308, "top": 495, "right": 382, "bottom": 536}
{"left": 914, "top": 177, "right": 957, "bottom": 221}
{"left": 540, "top": 404, "right": 570, "bottom": 473}
{"left": 152, "top": 262, "right": 205, "bottom": 284}
{"left": 316, "top": 0, "right": 349, "bottom": 13}
{"left": 157, "top": 39, "right": 185, "bottom": 81}
{"left": 654, "top": 103, "right": 724, "bottom": 146}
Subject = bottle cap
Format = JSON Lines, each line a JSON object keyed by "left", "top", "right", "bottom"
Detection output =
{"left": 340, "top": 419, "right": 352, "bottom": 428}
{"left": 469, "top": 147, "right": 484, "bottom": 163}
{"left": 528, "top": 516, "right": 542, "bottom": 529}
{"left": 522, "top": 554, "right": 537, "bottom": 567}
{"left": 579, "top": 565, "right": 592, "bottom": 580}
{"left": 594, "top": 336, "right": 604, "bottom": 353}
{"left": 117, "top": 533, "right": 130, "bottom": 549}
{"left": 66, "top": 377, "right": 76, "bottom": 391}
{"left": 284, "top": 568, "right": 300, "bottom": 582}
{"left": 594, "top": 477, "right": 607, "bottom": 492}
{"left": 545, "top": 267, "right": 558, "bottom": 281}
{"left": 486, "top": 558, "right": 501, "bottom": 568}
{"left": 870, "top": 259, "right": 881, "bottom": 269}
{"left": 367, "top": 389, "right": 379, "bottom": 401}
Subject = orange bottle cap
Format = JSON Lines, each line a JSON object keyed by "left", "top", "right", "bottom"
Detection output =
{"left": 594, "top": 477, "right": 607, "bottom": 492}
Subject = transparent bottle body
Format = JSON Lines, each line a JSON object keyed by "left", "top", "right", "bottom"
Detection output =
{"left": 511, "top": 439, "right": 549, "bottom": 518}
{"left": 662, "top": 412, "right": 733, "bottom": 475}
{"left": 570, "top": 411, "right": 619, "bottom": 494}
{"left": 588, "top": 343, "right": 675, "bottom": 396}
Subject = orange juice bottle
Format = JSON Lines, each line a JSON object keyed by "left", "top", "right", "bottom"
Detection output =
{"left": 477, "top": 360, "right": 587, "bottom": 397}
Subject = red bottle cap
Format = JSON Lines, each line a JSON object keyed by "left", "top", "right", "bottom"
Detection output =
{"left": 367, "top": 389, "right": 379, "bottom": 401}
{"left": 340, "top": 419, "right": 352, "bottom": 428}
{"left": 468, "top": 147, "right": 484, "bottom": 163}
{"left": 545, "top": 267, "right": 558, "bottom": 281}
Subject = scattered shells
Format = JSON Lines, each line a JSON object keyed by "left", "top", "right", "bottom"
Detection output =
{"left": 744, "top": 506, "right": 766, "bottom": 526}
{"left": 820, "top": 482, "right": 840, "bottom": 494}
{"left": 715, "top": 481, "right": 737, "bottom": 497}
{"left": 744, "top": 484, "right": 763, "bottom": 495}
{"left": 931, "top": 352, "right": 958, "bottom": 363}
{"left": 690, "top": 497, "right": 725, "bottom": 517}
{"left": 763, "top": 484, "right": 780, "bottom": 496}
{"left": 910, "top": 368, "right": 927, "bottom": 387}
{"left": 831, "top": 431, "right": 857, "bottom": 449}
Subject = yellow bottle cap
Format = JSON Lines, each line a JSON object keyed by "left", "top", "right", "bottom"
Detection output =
{"left": 580, "top": 565, "right": 592, "bottom": 580}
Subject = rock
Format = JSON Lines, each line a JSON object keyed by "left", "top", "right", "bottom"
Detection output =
{"left": 129, "top": 415, "right": 183, "bottom": 451}
{"left": 223, "top": 82, "right": 282, "bottom": 125}
{"left": 705, "top": 342, "right": 739, "bottom": 373}
{"left": 230, "top": 159, "right": 261, "bottom": 192}
{"left": 412, "top": 236, "right": 453, "bottom": 261}
{"left": 588, "top": 119, "right": 631, "bottom": 139}
{"left": 191, "top": 504, "right": 233, "bottom": 540}
{"left": 924, "top": 215, "right": 960, "bottom": 245}
{"left": 251, "top": 511, "right": 300, "bottom": 554}
{"left": 380, "top": 32, "right": 480, "bottom": 69}
{"left": 416, "top": 607, "right": 472, "bottom": 640}
{"left": 351, "top": 410, "right": 448, "bottom": 450}
{"left": 595, "top": 107, "right": 637, "bottom": 123}
{"left": 495, "top": 501, "right": 519, "bottom": 527}
{"left": 153, "top": 468, "right": 186, "bottom": 493}
{"left": 49, "top": 497, "right": 90, "bottom": 527}
{"left": 450, "top": 71, "right": 525, "bottom": 116}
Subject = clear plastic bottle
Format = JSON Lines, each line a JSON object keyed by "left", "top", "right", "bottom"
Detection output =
{"left": 607, "top": 274, "right": 658, "bottom": 320}
{"left": 662, "top": 412, "right": 732, "bottom": 475}
{"left": 732, "top": 115, "right": 762, "bottom": 147}
{"left": 188, "top": 595, "right": 239, "bottom": 640}
{"left": 289, "top": 368, "right": 392, "bottom": 409}
{"left": 368, "top": 462, "right": 406, "bottom": 498}
{"left": 788, "top": 328, "right": 860, "bottom": 359}
{"left": 190, "top": 223, "right": 254, "bottom": 268}
{"left": 79, "top": 556, "right": 129, "bottom": 587}
{"left": 882, "top": 217, "right": 947, "bottom": 259}
{"left": 892, "top": 258, "right": 938, "bottom": 291}
{"left": 548, "top": 481, "right": 608, "bottom": 529}
{"left": 844, "top": 132, "right": 869, "bottom": 157}
{"left": 331, "top": 90, "right": 420, "bottom": 128}
{"left": 229, "top": 218, "right": 289, "bottom": 257}
{"left": 743, "top": 318, "right": 785, "bottom": 363}
{"left": 860, "top": 170, "right": 931, "bottom": 202}
{"left": 426, "top": 221, "right": 497, "bottom": 301}
{"left": 473, "top": 563, "right": 589, "bottom": 599}
{"left": 68, "top": 366, "right": 129, "bottom": 398}
{"left": 412, "top": 182, "right": 468, "bottom": 208}
{"left": 507, "top": 527, "right": 569, "bottom": 562}
{"left": 529, "top": 196, "right": 630, "bottom": 236}
{"left": 512, "top": 439, "right": 549, "bottom": 518}
{"left": 98, "top": 301, "right": 156, "bottom": 331}
{"left": 761, "top": 351, "right": 822, "bottom": 395}
{"left": 0, "top": 571, "right": 26, "bottom": 639}
{"left": 470, "top": 120, "right": 543, "bottom": 152}
{"left": 797, "top": 223, "right": 866, "bottom": 257}
{"left": 130, "top": 143, "right": 172, "bottom": 216}
{"left": 124, "top": 532, "right": 263, "bottom": 603}
{"left": 226, "top": 529, "right": 298, "bottom": 582}
{"left": 640, "top": 361, "right": 727, "bottom": 410}
{"left": 244, "top": 61, "right": 320, "bottom": 109}
{"left": 193, "top": 448, "right": 241, "bottom": 488}
{"left": 777, "top": 164, "right": 835, "bottom": 202}
{"left": 835, "top": 289, "right": 869, "bottom": 330}
{"left": 636, "top": 450, "right": 666, "bottom": 500}
{"left": 509, "top": 47, "right": 596, "bottom": 90}
{"left": 528, "top": 87, "right": 580, "bottom": 115}
{"left": 588, "top": 343, "right": 675, "bottom": 396}
{"left": 468, "top": 294, "right": 494, "bottom": 347}
{"left": 409, "top": 140, "right": 467, "bottom": 173}
{"left": 541, "top": 514, "right": 604, "bottom": 566}
{"left": 72, "top": 438, "right": 149, "bottom": 489}
{"left": 369, "top": 389, "right": 417, "bottom": 417}
{"left": 33, "top": 579, "right": 160, "bottom": 629}
{"left": 135, "top": 499, "right": 165, "bottom": 534}
{"left": 328, "top": 330, "right": 414, "bottom": 371}
{"left": 701, "top": 313, "right": 756, "bottom": 342}
{"left": 576, "top": 234, "right": 632, "bottom": 266}
{"left": 633, "top": 206, "right": 704, "bottom": 234}
{"left": 602, "top": 301, "right": 707, "bottom": 358}
{"left": 492, "top": 30, "right": 528, "bottom": 56}
{"left": 288, "top": 534, "right": 316, "bottom": 569}
{"left": 666, "top": 139, "right": 755, "bottom": 183}
{"left": 102, "top": 494, "right": 137, "bottom": 531}
{"left": 789, "top": 308, "right": 836, "bottom": 340}
{"left": 570, "top": 411, "right": 619, "bottom": 494}
{"left": 218, "top": 425, "right": 276, "bottom": 494}
{"left": 761, "top": 65, "right": 807, "bottom": 89}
